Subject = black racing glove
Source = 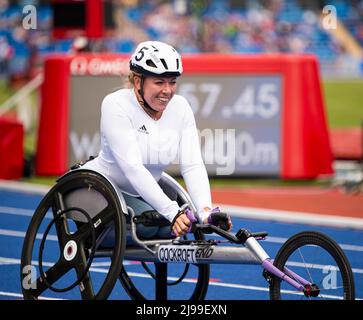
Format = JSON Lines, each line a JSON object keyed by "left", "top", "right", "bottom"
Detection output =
{"left": 207, "top": 207, "right": 230, "bottom": 231}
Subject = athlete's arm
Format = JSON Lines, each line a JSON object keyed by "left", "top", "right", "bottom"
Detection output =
{"left": 178, "top": 101, "right": 213, "bottom": 223}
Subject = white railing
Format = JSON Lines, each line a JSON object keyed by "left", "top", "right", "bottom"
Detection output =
{"left": 0, "top": 73, "right": 44, "bottom": 131}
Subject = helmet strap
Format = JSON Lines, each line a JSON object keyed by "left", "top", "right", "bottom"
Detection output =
{"left": 137, "top": 75, "right": 159, "bottom": 115}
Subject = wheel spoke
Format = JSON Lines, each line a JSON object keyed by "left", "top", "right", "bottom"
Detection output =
{"left": 74, "top": 243, "right": 95, "bottom": 299}
{"left": 297, "top": 247, "right": 314, "bottom": 284}
{"left": 73, "top": 205, "right": 115, "bottom": 243}
{"left": 26, "top": 259, "right": 72, "bottom": 298}
{"left": 52, "top": 192, "right": 71, "bottom": 248}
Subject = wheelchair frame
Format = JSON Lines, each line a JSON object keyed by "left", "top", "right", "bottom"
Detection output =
{"left": 20, "top": 169, "right": 356, "bottom": 300}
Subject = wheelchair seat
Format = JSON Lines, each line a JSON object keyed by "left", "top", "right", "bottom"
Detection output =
{"left": 109, "top": 172, "right": 196, "bottom": 245}
{"left": 61, "top": 169, "right": 196, "bottom": 247}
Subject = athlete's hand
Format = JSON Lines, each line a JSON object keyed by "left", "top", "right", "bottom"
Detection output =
{"left": 172, "top": 213, "right": 191, "bottom": 237}
{"left": 171, "top": 208, "right": 197, "bottom": 237}
{"left": 203, "top": 207, "right": 233, "bottom": 231}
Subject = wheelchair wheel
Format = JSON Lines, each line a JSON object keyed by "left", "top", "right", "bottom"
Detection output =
{"left": 269, "top": 231, "right": 355, "bottom": 300}
{"left": 119, "top": 229, "right": 210, "bottom": 300}
{"left": 20, "top": 170, "right": 126, "bottom": 300}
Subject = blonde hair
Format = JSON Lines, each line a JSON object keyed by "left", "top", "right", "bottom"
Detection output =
{"left": 124, "top": 71, "right": 141, "bottom": 88}
{"left": 107, "top": 72, "right": 135, "bottom": 94}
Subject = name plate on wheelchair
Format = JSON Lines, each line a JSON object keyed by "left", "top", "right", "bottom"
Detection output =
{"left": 158, "top": 245, "right": 197, "bottom": 263}
{"left": 157, "top": 245, "right": 214, "bottom": 264}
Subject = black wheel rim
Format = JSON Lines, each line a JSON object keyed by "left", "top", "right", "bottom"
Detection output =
{"left": 269, "top": 231, "right": 355, "bottom": 300}
{"left": 38, "top": 207, "right": 96, "bottom": 293}
{"left": 20, "top": 170, "right": 126, "bottom": 300}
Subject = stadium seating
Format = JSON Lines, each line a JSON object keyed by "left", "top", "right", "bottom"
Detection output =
{"left": 0, "top": 0, "right": 362, "bottom": 80}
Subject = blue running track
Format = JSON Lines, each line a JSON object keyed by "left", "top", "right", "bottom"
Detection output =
{"left": 0, "top": 188, "right": 362, "bottom": 300}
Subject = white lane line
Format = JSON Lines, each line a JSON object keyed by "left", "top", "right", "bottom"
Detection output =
{"left": 216, "top": 203, "right": 363, "bottom": 230}
{"left": 0, "top": 181, "right": 50, "bottom": 194}
{"left": 0, "top": 229, "right": 58, "bottom": 241}
{"left": 3, "top": 246, "right": 363, "bottom": 274}
{"left": 1, "top": 225, "right": 363, "bottom": 254}
{"left": 119, "top": 271, "right": 354, "bottom": 299}
{"left": 0, "top": 257, "right": 56, "bottom": 268}
{"left": 0, "top": 206, "right": 35, "bottom": 217}
{"left": 1, "top": 257, "right": 357, "bottom": 300}
{"left": 228, "top": 235, "right": 363, "bottom": 252}
{"left": 211, "top": 233, "right": 363, "bottom": 253}
{"left": 3, "top": 198, "right": 363, "bottom": 231}
{"left": 0, "top": 206, "right": 51, "bottom": 218}
{"left": 1, "top": 180, "right": 363, "bottom": 229}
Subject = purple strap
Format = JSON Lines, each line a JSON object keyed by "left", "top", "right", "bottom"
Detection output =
{"left": 171, "top": 207, "right": 197, "bottom": 236}
{"left": 207, "top": 207, "right": 221, "bottom": 224}
{"left": 185, "top": 208, "right": 197, "bottom": 233}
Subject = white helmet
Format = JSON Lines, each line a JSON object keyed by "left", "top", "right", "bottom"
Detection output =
{"left": 130, "top": 41, "right": 183, "bottom": 77}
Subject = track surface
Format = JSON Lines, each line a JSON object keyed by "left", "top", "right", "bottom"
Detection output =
{"left": 0, "top": 183, "right": 362, "bottom": 300}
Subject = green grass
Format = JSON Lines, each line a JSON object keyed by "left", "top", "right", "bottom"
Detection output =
{"left": 0, "top": 80, "right": 14, "bottom": 104}
{"left": 0, "top": 80, "right": 39, "bottom": 156}
{"left": 21, "top": 176, "right": 58, "bottom": 186}
{"left": 21, "top": 176, "right": 331, "bottom": 188}
{"left": 176, "top": 177, "right": 331, "bottom": 188}
{"left": 322, "top": 79, "right": 363, "bottom": 128}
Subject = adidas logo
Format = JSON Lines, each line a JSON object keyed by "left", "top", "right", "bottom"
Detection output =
{"left": 137, "top": 125, "right": 149, "bottom": 134}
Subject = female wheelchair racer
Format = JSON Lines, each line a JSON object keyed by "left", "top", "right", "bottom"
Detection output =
{"left": 21, "top": 40, "right": 234, "bottom": 299}
{"left": 78, "top": 40, "right": 232, "bottom": 238}
{"left": 20, "top": 41, "right": 355, "bottom": 300}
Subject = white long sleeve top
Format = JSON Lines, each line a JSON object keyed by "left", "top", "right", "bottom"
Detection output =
{"left": 84, "top": 88, "right": 212, "bottom": 222}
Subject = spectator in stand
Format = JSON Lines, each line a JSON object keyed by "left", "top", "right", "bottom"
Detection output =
{"left": 8, "top": 26, "right": 30, "bottom": 86}
{"left": 1, "top": 0, "right": 363, "bottom": 78}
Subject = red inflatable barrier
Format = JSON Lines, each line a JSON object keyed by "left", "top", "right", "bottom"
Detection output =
{"left": 0, "top": 117, "right": 24, "bottom": 180}
{"left": 35, "top": 53, "right": 333, "bottom": 179}
{"left": 36, "top": 56, "right": 71, "bottom": 176}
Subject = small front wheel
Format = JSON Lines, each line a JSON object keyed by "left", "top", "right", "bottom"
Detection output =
{"left": 269, "top": 231, "right": 355, "bottom": 300}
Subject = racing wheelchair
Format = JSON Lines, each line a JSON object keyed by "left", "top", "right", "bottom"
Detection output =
{"left": 20, "top": 168, "right": 356, "bottom": 300}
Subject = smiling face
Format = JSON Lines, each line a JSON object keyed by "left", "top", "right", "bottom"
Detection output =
{"left": 135, "top": 76, "right": 177, "bottom": 112}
